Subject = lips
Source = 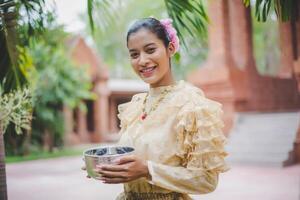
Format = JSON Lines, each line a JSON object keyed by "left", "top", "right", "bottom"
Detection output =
{"left": 140, "top": 66, "right": 156, "bottom": 77}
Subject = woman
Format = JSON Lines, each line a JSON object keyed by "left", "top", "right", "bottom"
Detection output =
{"left": 94, "top": 17, "right": 228, "bottom": 200}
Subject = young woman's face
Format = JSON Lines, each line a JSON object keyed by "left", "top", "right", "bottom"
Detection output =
{"left": 127, "top": 28, "right": 175, "bottom": 87}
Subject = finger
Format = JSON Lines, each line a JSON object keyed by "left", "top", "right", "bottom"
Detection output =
{"left": 101, "top": 177, "right": 129, "bottom": 184}
{"left": 115, "top": 155, "right": 135, "bottom": 165}
{"left": 94, "top": 169, "right": 127, "bottom": 179}
{"left": 96, "top": 164, "right": 127, "bottom": 172}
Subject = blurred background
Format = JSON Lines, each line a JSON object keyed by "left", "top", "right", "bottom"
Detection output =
{"left": 0, "top": 0, "right": 300, "bottom": 199}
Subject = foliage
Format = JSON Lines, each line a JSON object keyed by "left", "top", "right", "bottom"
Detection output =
{"left": 87, "top": 0, "right": 294, "bottom": 52}
{"left": 0, "top": 85, "right": 32, "bottom": 135}
{"left": 29, "top": 41, "right": 94, "bottom": 108}
{"left": 87, "top": 0, "right": 208, "bottom": 50}
{"left": 164, "top": 0, "right": 208, "bottom": 48}
{"left": 26, "top": 39, "right": 95, "bottom": 150}
{"left": 2, "top": 3, "right": 95, "bottom": 154}
{"left": 15, "top": 0, "right": 48, "bottom": 38}
{"left": 0, "top": 0, "right": 52, "bottom": 92}
{"left": 82, "top": 0, "right": 208, "bottom": 80}
{"left": 244, "top": 0, "right": 293, "bottom": 21}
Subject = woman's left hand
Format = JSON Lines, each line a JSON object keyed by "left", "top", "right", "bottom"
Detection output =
{"left": 94, "top": 155, "right": 150, "bottom": 184}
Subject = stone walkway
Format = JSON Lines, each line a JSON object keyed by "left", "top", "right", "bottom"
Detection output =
{"left": 6, "top": 156, "right": 300, "bottom": 200}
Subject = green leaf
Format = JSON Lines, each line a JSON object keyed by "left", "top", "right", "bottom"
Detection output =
{"left": 244, "top": 0, "right": 250, "bottom": 7}
{"left": 250, "top": 0, "right": 292, "bottom": 22}
{"left": 87, "top": 0, "right": 95, "bottom": 35}
{"left": 0, "top": 86, "right": 32, "bottom": 135}
{"left": 164, "top": 0, "right": 208, "bottom": 49}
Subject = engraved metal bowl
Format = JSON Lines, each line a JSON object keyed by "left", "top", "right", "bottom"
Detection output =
{"left": 83, "top": 146, "right": 135, "bottom": 179}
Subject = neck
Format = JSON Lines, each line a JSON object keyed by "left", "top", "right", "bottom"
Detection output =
{"left": 150, "top": 71, "right": 175, "bottom": 88}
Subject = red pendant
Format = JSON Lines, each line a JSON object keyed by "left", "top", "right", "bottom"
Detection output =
{"left": 141, "top": 113, "right": 147, "bottom": 120}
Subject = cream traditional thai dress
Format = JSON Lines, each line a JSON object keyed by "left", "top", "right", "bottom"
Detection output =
{"left": 116, "top": 80, "right": 229, "bottom": 200}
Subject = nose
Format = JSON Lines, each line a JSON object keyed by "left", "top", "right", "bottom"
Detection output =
{"left": 138, "top": 52, "right": 150, "bottom": 66}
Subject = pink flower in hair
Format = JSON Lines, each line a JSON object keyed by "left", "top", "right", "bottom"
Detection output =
{"left": 160, "top": 18, "right": 180, "bottom": 53}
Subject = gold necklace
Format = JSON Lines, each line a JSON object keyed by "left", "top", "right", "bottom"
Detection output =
{"left": 141, "top": 86, "right": 175, "bottom": 120}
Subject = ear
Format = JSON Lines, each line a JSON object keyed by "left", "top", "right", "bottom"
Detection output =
{"left": 167, "top": 42, "right": 176, "bottom": 57}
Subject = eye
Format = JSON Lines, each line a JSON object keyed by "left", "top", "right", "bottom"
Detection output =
{"left": 146, "top": 48, "right": 155, "bottom": 54}
{"left": 130, "top": 52, "right": 139, "bottom": 59}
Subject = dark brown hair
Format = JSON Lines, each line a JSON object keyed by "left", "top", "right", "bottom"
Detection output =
{"left": 126, "top": 17, "right": 170, "bottom": 48}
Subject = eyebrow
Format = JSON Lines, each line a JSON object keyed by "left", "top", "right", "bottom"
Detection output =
{"left": 129, "top": 43, "right": 156, "bottom": 52}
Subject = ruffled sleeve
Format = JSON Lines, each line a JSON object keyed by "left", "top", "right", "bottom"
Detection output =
{"left": 147, "top": 97, "right": 229, "bottom": 194}
{"left": 117, "top": 93, "right": 146, "bottom": 130}
{"left": 175, "top": 99, "right": 228, "bottom": 172}
{"left": 117, "top": 102, "right": 130, "bottom": 130}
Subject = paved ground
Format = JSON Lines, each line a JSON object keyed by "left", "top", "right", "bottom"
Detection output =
{"left": 6, "top": 156, "right": 300, "bottom": 200}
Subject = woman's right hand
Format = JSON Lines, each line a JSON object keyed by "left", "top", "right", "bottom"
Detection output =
{"left": 81, "top": 166, "right": 91, "bottom": 178}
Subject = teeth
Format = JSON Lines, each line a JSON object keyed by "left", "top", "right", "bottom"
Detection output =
{"left": 141, "top": 67, "right": 155, "bottom": 73}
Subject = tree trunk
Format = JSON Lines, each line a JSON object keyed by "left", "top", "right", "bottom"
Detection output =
{"left": 0, "top": 124, "right": 8, "bottom": 200}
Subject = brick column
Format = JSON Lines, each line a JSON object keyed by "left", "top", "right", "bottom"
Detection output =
{"left": 228, "top": 0, "right": 258, "bottom": 75}
{"left": 227, "top": 0, "right": 266, "bottom": 111}
{"left": 76, "top": 107, "right": 89, "bottom": 142}
{"left": 279, "top": 21, "right": 294, "bottom": 78}
{"left": 109, "top": 98, "right": 118, "bottom": 133}
{"left": 92, "top": 69, "right": 110, "bottom": 142}
{"left": 188, "top": 0, "right": 245, "bottom": 134}
{"left": 63, "top": 105, "right": 79, "bottom": 145}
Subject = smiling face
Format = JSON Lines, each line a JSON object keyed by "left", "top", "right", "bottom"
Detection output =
{"left": 127, "top": 28, "right": 175, "bottom": 88}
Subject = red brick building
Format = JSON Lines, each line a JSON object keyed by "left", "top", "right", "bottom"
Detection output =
{"left": 188, "top": 0, "right": 300, "bottom": 164}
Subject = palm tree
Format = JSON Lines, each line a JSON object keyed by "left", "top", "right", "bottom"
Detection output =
{"left": 87, "top": 0, "right": 293, "bottom": 47}
{"left": 0, "top": 0, "right": 47, "bottom": 92}
{"left": 0, "top": 1, "right": 46, "bottom": 199}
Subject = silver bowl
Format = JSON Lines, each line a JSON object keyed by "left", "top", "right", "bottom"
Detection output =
{"left": 83, "top": 146, "right": 135, "bottom": 179}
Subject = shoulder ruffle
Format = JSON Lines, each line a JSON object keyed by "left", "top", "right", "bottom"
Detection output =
{"left": 117, "top": 93, "right": 146, "bottom": 129}
{"left": 175, "top": 95, "right": 229, "bottom": 173}
{"left": 130, "top": 81, "right": 205, "bottom": 127}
